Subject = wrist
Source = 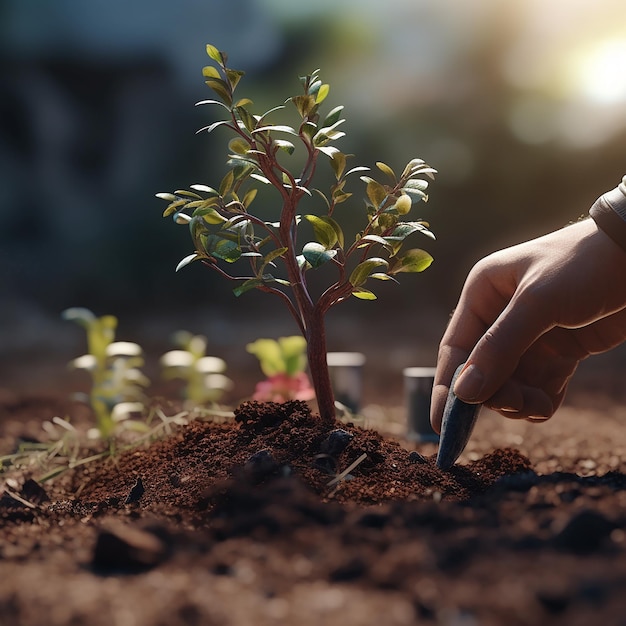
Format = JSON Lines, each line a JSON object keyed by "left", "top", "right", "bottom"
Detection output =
{"left": 589, "top": 177, "right": 626, "bottom": 252}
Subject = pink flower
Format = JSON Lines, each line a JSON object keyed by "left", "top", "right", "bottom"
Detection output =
{"left": 252, "top": 372, "right": 315, "bottom": 403}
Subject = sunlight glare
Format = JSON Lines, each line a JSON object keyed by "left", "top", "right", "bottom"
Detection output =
{"left": 576, "top": 39, "right": 626, "bottom": 105}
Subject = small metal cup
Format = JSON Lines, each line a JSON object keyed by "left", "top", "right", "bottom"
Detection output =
{"left": 403, "top": 366, "right": 439, "bottom": 442}
{"left": 327, "top": 352, "right": 366, "bottom": 414}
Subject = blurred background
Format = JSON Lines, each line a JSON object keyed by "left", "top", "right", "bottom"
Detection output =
{"left": 1, "top": 0, "right": 625, "bottom": 403}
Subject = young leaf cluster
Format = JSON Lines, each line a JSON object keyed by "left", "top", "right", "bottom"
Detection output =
{"left": 62, "top": 308, "right": 149, "bottom": 439}
{"left": 157, "top": 44, "right": 437, "bottom": 326}
{"left": 160, "top": 331, "right": 233, "bottom": 405}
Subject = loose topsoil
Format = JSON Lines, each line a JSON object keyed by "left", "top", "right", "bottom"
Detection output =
{"left": 2, "top": 392, "right": 626, "bottom": 626}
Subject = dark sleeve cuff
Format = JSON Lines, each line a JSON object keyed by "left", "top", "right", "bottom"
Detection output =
{"left": 589, "top": 176, "right": 626, "bottom": 252}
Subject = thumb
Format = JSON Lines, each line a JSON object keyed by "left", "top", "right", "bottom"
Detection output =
{"left": 453, "top": 297, "right": 551, "bottom": 403}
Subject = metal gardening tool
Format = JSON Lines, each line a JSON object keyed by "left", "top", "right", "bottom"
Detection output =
{"left": 436, "top": 362, "right": 482, "bottom": 470}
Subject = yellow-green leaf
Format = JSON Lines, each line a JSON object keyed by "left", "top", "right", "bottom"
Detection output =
{"left": 315, "top": 83, "right": 330, "bottom": 104}
{"left": 376, "top": 161, "right": 397, "bottom": 182}
{"left": 304, "top": 215, "right": 344, "bottom": 249}
{"left": 202, "top": 65, "right": 221, "bottom": 79}
{"left": 349, "top": 258, "right": 389, "bottom": 287}
{"left": 352, "top": 288, "right": 377, "bottom": 300}
{"left": 206, "top": 44, "right": 224, "bottom": 65}
{"left": 242, "top": 188, "right": 257, "bottom": 208}
{"left": 390, "top": 249, "right": 434, "bottom": 274}
{"left": 365, "top": 180, "right": 387, "bottom": 208}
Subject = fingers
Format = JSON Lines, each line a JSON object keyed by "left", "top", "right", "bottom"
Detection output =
{"left": 453, "top": 292, "right": 554, "bottom": 403}
{"left": 430, "top": 342, "right": 471, "bottom": 432}
{"left": 486, "top": 380, "right": 556, "bottom": 419}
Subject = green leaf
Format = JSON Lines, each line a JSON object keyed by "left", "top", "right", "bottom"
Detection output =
{"left": 291, "top": 94, "right": 317, "bottom": 118}
{"left": 195, "top": 99, "right": 231, "bottom": 111}
{"left": 196, "top": 207, "right": 226, "bottom": 225}
{"left": 173, "top": 189, "right": 202, "bottom": 199}
{"left": 390, "top": 249, "right": 434, "bottom": 274}
{"left": 345, "top": 166, "right": 370, "bottom": 177}
{"left": 213, "top": 238, "right": 241, "bottom": 263}
{"left": 302, "top": 242, "right": 337, "bottom": 268}
{"left": 235, "top": 105, "right": 257, "bottom": 132}
{"left": 274, "top": 139, "right": 295, "bottom": 155}
{"left": 225, "top": 69, "right": 245, "bottom": 90}
{"left": 261, "top": 247, "right": 288, "bottom": 270}
{"left": 228, "top": 137, "right": 250, "bottom": 155}
{"left": 62, "top": 307, "right": 96, "bottom": 326}
{"left": 253, "top": 124, "right": 298, "bottom": 136}
{"left": 378, "top": 213, "right": 398, "bottom": 230}
{"left": 190, "top": 184, "right": 219, "bottom": 194}
{"left": 246, "top": 338, "right": 285, "bottom": 376}
{"left": 401, "top": 187, "right": 428, "bottom": 202}
{"left": 242, "top": 188, "right": 257, "bottom": 208}
{"left": 174, "top": 212, "right": 191, "bottom": 225}
{"left": 322, "top": 105, "right": 344, "bottom": 128}
{"left": 364, "top": 179, "right": 387, "bottom": 208}
{"left": 162, "top": 199, "right": 187, "bottom": 217}
{"left": 376, "top": 161, "right": 397, "bottom": 182}
{"left": 176, "top": 253, "right": 199, "bottom": 272}
{"left": 370, "top": 273, "right": 398, "bottom": 282}
{"left": 317, "top": 146, "right": 340, "bottom": 159}
{"left": 404, "top": 178, "right": 429, "bottom": 191}
{"left": 351, "top": 288, "right": 377, "bottom": 300}
{"left": 197, "top": 119, "right": 233, "bottom": 134}
{"left": 301, "top": 121, "right": 318, "bottom": 140}
{"left": 296, "top": 254, "right": 311, "bottom": 271}
{"left": 204, "top": 79, "right": 232, "bottom": 106}
{"left": 156, "top": 192, "right": 177, "bottom": 201}
{"left": 401, "top": 158, "right": 425, "bottom": 178}
{"left": 349, "top": 258, "right": 389, "bottom": 287}
{"left": 329, "top": 151, "right": 347, "bottom": 180}
{"left": 235, "top": 98, "right": 254, "bottom": 108}
{"left": 233, "top": 278, "right": 264, "bottom": 297}
{"left": 385, "top": 221, "right": 435, "bottom": 242}
{"left": 206, "top": 44, "right": 225, "bottom": 65}
{"left": 250, "top": 173, "right": 271, "bottom": 185}
{"left": 356, "top": 234, "right": 391, "bottom": 248}
{"left": 313, "top": 128, "right": 346, "bottom": 147}
{"left": 332, "top": 191, "right": 352, "bottom": 205}
{"left": 219, "top": 170, "right": 235, "bottom": 196}
{"left": 403, "top": 158, "right": 437, "bottom": 179}
{"left": 308, "top": 79, "right": 323, "bottom": 95}
{"left": 304, "top": 215, "right": 344, "bottom": 249}
{"left": 202, "top": 65, "right": 221, "bottom": 79}
{"left": 278, "top": 335, "right": 308, "bottom": 376}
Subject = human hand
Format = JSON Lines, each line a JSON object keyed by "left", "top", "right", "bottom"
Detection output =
{"left": 431, "top": 218, "right": 626, "bottom": 431}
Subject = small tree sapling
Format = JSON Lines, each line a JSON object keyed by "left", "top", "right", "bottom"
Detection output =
{"left": 158, "top": 44, "right": 437, "bottom": 424}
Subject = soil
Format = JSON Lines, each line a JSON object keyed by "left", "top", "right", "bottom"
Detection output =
{"left": 2, "top": 391, "right": 626, "bottom": 626}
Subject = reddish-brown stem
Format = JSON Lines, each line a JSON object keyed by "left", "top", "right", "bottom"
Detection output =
{"left": 305, "top": 306, "right": 336, "bottom": 424}
{"left": 254, "top": 147, "right": 339, "bottom": 423}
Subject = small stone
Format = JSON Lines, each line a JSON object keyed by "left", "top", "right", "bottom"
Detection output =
{"left": 21, "top": 479, "right": 49, "bottom": 505}
{"left": 320, "top": 429, "right": 353, "bottom": 457}
{"left": 243, "top": 449, "right": 278, "bottom": 482}
{"left": 124, "top": 477, "right": 145, "bottom": 504}
{"left": 408, "top": 451, "right": 427, "bottom": 464}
